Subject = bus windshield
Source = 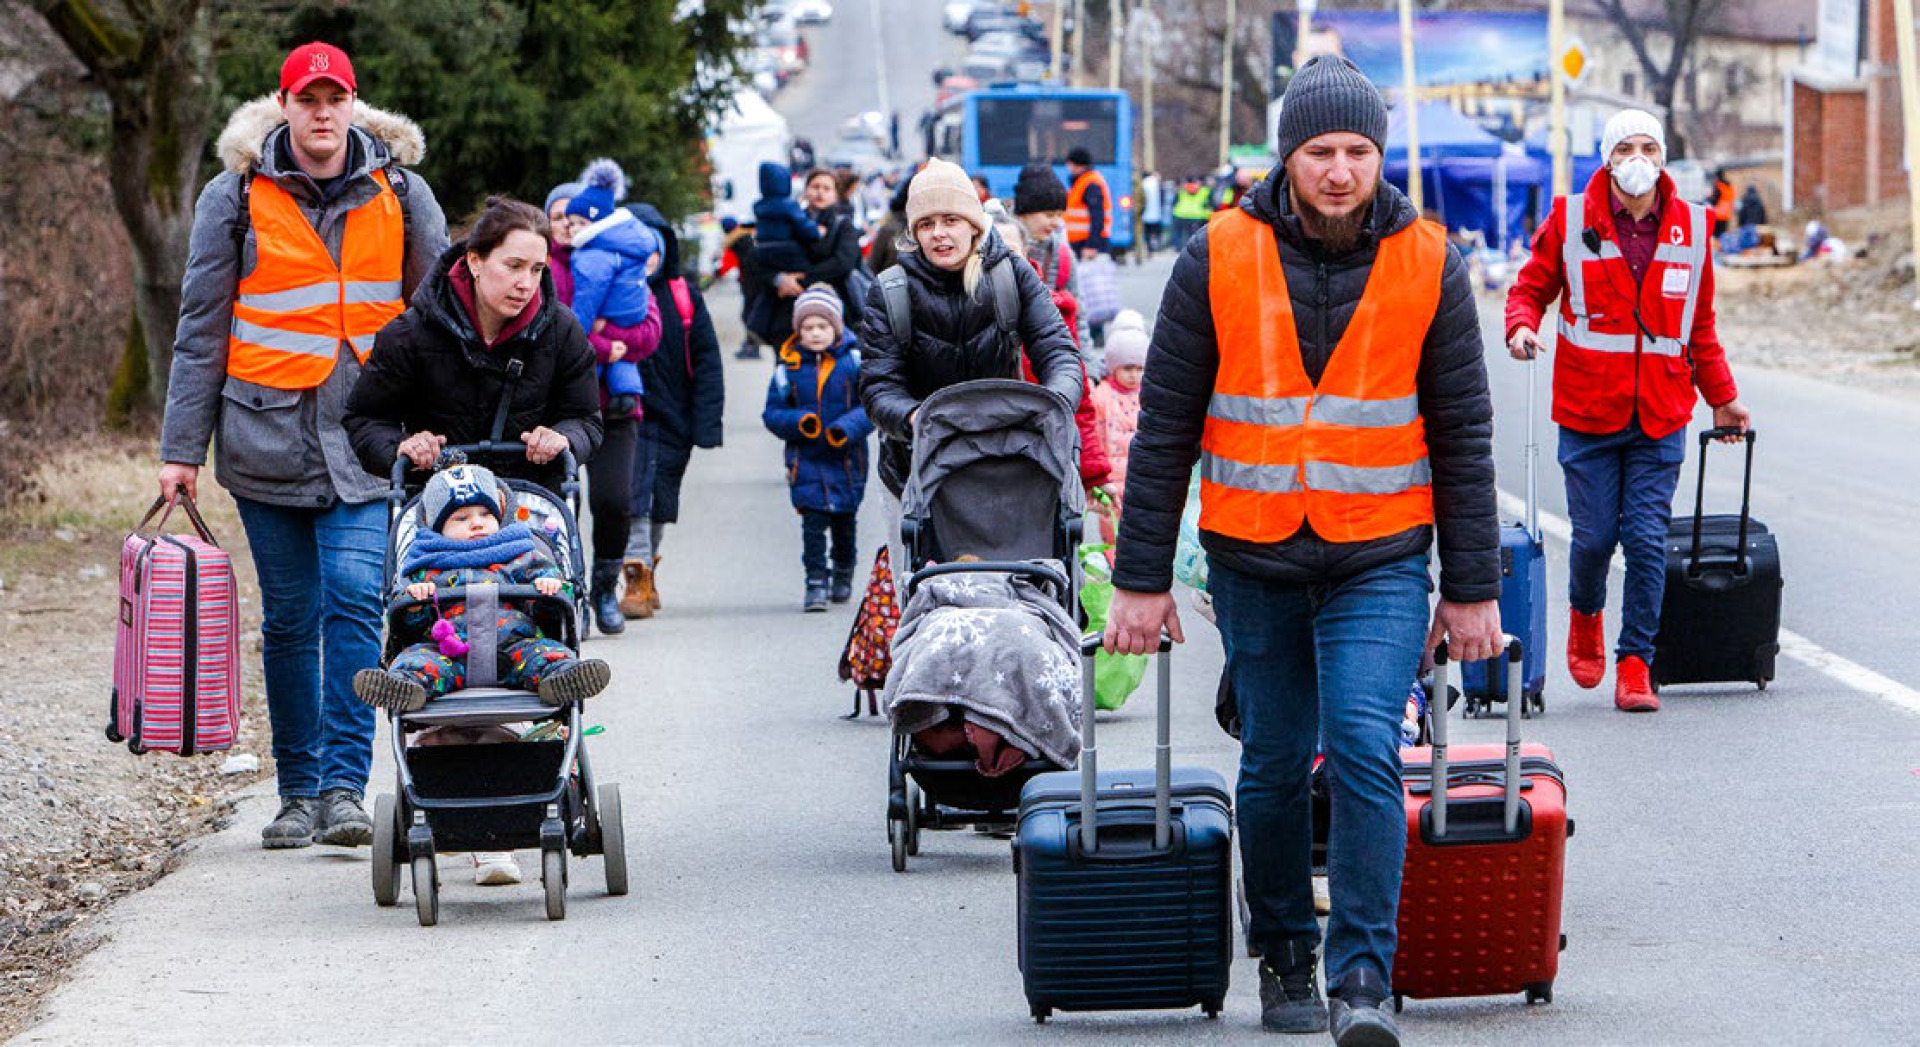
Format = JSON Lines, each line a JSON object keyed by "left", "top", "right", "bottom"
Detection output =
{"left": 973, "top": 96, "right": 1120, "bottom": 168}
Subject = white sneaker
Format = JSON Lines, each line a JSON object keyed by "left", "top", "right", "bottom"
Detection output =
{"left": 472, "top": 852, "right": 522, "bottom": 886}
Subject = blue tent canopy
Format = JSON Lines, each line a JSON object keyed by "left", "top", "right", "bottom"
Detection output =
{"left": 1380, "top": 102, "right": 1550, "bottom": 248}
{"left": 1387, "top": 101, "right": 1507, "bottom": 159}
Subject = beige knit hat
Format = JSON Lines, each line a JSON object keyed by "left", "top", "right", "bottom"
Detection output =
{"left": 905, "top": 158, "right": 990, "bottom": 237}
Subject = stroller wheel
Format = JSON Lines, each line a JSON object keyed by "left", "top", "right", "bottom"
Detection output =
{"left": 411, "top": 855, "right": 439, "bottom": 927}
{"left": 599, "top": 784, "right": 629, "bottom": 897}
{"left": 904, "top": 779, "right": 922, "bottom": 857}
{"left": 371, "top": 794, "right": 400, "bottom": 907}
{"left": 888, "top": 818, "right": 908, "bottom": 873}
{"left": 542, "top": 848, "right": 567, "bottom": 920}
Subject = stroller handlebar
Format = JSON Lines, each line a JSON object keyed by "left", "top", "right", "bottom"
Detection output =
{"left": 386, "top": 583, "right": 576, "bottom": 616}
{"left": 388, "top": 443, "right": 580, "bottom": 492}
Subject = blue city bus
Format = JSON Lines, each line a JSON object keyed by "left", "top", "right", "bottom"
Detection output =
{"left": 928, "top": 84, "right": 1134, "bottom": 251}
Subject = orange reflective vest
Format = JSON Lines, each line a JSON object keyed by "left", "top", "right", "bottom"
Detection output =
{"left": 1064, "top": 168, "right": 1110, "bottom": 244}
{"left": 1199, "top": 210, "right": 1445, "bottom": 544}
{"left": 227, "top": 169, "right": 406, "bottom": 390}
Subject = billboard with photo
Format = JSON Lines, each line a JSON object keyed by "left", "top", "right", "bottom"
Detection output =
{"left": 1270, "top": 10, "right": 1549, "bottom": 102}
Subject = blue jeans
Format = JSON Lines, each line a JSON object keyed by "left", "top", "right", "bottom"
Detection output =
{"left": 1210, "top": 554, "right": 1433, "bottom": 988}
{"left": 233, "top": 497, "right": 385, "bottom": 798}
{"left": 1557, "top": 423, "right": 1686, "bottom": 661}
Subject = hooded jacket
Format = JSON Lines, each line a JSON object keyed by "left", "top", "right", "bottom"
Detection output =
{"left": 629, "top": 204, "right": 726, "bottom": 456}
{"left": 763, "top": 333, "right": 873, "bottom": 514}
{"left": 1111, "top": 174, "right": 1500, "bottom": 603}
{"left": 857, "top": 231, "right": 1086, "bottom": 496}
{"left": 569, "top": 207, "right": 658, "bottom": 332}
{"left": 343, "top": 242, "right": 603, "bottom": 496}
{"left": 159, "top": 96, "right": 450, "bottom": 508}
{"left": 751, "top": 162, "right": 821, "bottom": 249}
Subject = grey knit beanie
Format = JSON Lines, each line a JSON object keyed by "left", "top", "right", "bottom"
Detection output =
{"left": 421, "top": 463, "right": 506, "bottom": 533}
{"left": 1275, "top": 55, "right": 1389, "bottom": 161}
{"left": 792, "top": 284, "right": 845, "bottom": 343}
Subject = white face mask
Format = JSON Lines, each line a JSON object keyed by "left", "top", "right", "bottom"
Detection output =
{"left": 1610, "top": 155, "right": 1660, "bottom": 197}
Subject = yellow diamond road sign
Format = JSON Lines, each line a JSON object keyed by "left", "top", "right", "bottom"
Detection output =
{"left": 1560, "top": 38, "right": 1589, "bottom": 86}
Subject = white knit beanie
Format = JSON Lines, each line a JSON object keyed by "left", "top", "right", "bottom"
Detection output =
{"left": 905, "top": 158, "right": 990, "bottom": 237}
{"left": 1108, "top": 308, "right": 1148, "bottom": 335}
{"left": 1600, "top": 109, "right": 1666, "bottom": 163}
{"left": 1104, "top": 327, "right": 1149, "bottom": 372}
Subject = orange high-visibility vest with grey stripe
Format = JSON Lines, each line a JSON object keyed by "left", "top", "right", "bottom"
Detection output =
{"left": 1198, "top": 209, "right": 1445, "bottom": 544}
{"left": 1064, "top": 168, "right": 1110, "bottom": 244}
{"left": 227, "top": 169, "right": 406, "bottom": 390}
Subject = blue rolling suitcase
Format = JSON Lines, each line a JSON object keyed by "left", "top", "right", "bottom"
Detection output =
{"left": 1463, "top": 356, "right": 1547, "bottom": 716}
{"left": 1015, "top": 636, "right": 1233, "bottom": 1022}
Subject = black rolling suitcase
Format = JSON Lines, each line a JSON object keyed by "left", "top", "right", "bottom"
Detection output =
{"left": 1653, "top": 427, "right": 1782, "bottom": 689}
{"left": 1015, "top": 635, "right": 1233, "bottom": 1022}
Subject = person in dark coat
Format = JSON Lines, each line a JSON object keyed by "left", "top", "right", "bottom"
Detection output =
{"left": 864, "top": 175, "right": 915, "bottom": 277}
{"left": 1104, "top": 56, "right": 1501, "bottom": 1044}
{"left": 622, "top": 203, "right": 727, "bottom": 615}
{"left": 764, "top": 286, "right": 873, "bottom": 611}
{"left": 858, "top": 158, "right": 1085, "bottom": 574}
{"left": 1737, "top": 184, "right": 1767, "bottom": 229}
{"left": 345, "top": 196, "right": 603, "bottom": 502}
{"left": 761, "top": 169, "right": 868, "bottom": 346}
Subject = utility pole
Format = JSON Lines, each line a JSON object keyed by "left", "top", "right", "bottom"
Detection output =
{"left": 1139, "top": 0, "right": 1157, "bottom": 173}
{"left": 1109, "top": 0, "right": 1124, "bottom": 90}
{"left": 1072, "top": 0, "right": 1087, "bottom": 87}
{"left": 1549, "top": 0, "right": 1570, "bottom": 197}
{"left": 1894, "top": 0, "right": 1920, "bottom": 307}
{"left": 1398, "top": 0, "right": 1422, "bottom": 212}
{"left": 1049, "top": 0, "right": 1065, "bottom": 82}
{"left": 1219, "top": 0, "right": 1236, "bottom": 167}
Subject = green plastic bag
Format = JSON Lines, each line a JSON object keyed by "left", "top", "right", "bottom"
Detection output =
{"left": 1079, "top": 536, "right": 1149, "bottom": 711}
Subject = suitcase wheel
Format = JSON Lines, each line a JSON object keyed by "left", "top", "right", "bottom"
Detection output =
{"left": 1203, "top": 998, "right": 1223, "bottom": 1019}
{"left": 1525, "top": 981, "right": 1553, "bottom": 1005}
{"left": 1030, "top": 1004, "right": 1052, "bottom": 1024}
{"left": 1392, "top": 994, "right": 1405, "bottom": 1014}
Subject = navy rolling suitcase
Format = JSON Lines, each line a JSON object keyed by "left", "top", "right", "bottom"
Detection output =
{"left": 1462, "top": 356, "right": 1547, "bottom": 716}
{"left": 1015, "top": 636, "right": 1233, "bottom": 1022}
{"left": 1653, "top": 427, "right": 1782, "bottom": 689}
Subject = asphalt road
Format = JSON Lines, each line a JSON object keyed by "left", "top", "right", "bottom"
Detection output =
{"left": 774, "top": 0, "right": 964, "bottom": 161}
{"left": 20, "top": 4, "right": 1920, "bottom": 1039}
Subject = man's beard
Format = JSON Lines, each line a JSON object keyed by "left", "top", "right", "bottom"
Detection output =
{"left": 1294, "top": 187, "right": 1376, "bottom": 254}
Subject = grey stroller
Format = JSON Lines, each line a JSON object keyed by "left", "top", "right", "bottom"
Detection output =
{"left": 886, "top": 379, "right": 1085, "bottom": 871}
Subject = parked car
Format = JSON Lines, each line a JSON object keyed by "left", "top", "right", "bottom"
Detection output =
{"left": 961, "top": 4, "right": 1021, "bottom": 39}
{"left": 943, "top": 0, "right": 979, "bottom": 33}
{"left": 759, "top": 16, "right": 807, "bottom": 76}
{"left": 788, "top": 0, "right": 833, "bottom": 24}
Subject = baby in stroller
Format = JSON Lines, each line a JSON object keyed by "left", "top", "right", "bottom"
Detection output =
{"left": 354, "top": 461, "right": 611, "bottom": 713}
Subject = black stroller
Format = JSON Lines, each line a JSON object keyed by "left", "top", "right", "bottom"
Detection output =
{"left": 368, "top": 442, "right": 627, "bottom": 925}
{"left": 886, "top": 380, "right": 1085, "bottom": 872}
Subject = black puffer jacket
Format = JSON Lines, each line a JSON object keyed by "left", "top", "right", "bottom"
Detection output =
{"left": 1112, "top": 174, "right": 1500, "bottom": 603}
{"left": 629, "top": 204, "right": 725, "bottom": 454}
{"left": 345, "top": 242, "right": 603, "bottom": 494}
{"left": 859, "top": 231, "right": 1086, "bottom": 495}
{"left": 763, "top": 206, "right": 866, "bottom": 345}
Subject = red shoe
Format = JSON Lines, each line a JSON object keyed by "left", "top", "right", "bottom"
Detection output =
{"left": 1614, "top": 656, "right": 1659, "bottom": 713}
{"left": 1567, "top": 609, "right": 1606, "bottom": 689}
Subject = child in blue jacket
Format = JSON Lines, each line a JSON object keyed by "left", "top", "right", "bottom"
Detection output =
{"left": 762, "top": 285, "right": 871, "bottom": 611}
{"left": 564, "top": 159, "right": 659, "bottom": 405}
{"left": 751, "top": 161, "right": 824, "bottom": 273}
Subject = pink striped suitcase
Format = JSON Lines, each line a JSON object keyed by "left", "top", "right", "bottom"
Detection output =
{"left": 108, "top": 492, "right": 240, "bottom": 755}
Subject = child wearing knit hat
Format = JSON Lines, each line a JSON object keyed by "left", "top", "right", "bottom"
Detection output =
{"left": 763, "top": 285, "right": 874, "bottom": 611}
{"left": 1092, "top": 324, "right": 1148, "bottom": 500}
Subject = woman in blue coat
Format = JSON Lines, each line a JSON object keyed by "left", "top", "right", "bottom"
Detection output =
{"left": 763, "top": 286, "right": 872, "bottom": 611}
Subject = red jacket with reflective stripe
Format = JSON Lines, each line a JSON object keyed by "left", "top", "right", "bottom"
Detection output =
{"left": 1505, "top": 168, "right": 1738, "bottom": 439}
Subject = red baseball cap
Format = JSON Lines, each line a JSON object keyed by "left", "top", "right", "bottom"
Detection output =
{"left": 280, "top": 42, "right": 356, "bottom": 95}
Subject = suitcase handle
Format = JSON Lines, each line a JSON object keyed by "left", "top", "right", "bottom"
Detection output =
{"left": 1428, "top": 637, "right": 1525, "bottom": 840}
{"left": 1066, "top": 808, "right": 1188, "bottom": 862}
{"left": 136, "top": 487, "right": 220, "bottom": 547}
{"left": 1078, "top": 631, "right": 1174, "bottom": 856}
{"left": 1689, "top": 427, "right": 1757, "bottom": 575}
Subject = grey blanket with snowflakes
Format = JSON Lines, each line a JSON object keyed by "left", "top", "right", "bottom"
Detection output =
{"left": 886, "top": 569, "right": 1082, "bottom": 768}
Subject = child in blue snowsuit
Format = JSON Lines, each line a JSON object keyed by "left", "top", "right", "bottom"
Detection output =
{"left": 352, "top": 462, "right": 611, "bottom": 712}
{"left": 565, "top": 163, "right": 660, "bottom": 407}
{"left": 762, "top": 286, "right": 871, "bottom": 612}
{"left": 751, "top": 161, "right": 825, "bottom": 273}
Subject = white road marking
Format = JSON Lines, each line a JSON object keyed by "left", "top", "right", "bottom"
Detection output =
{"left": 1497, "top": 491, "right": 1920, "bottom": 716}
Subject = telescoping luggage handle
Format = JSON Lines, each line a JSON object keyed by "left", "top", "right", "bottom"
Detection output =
{"left": 1689, "top": 427, "right": 1758, "bottom": 575}
{"left": 1077, "top": 631, "right": 1176, "bottom": 855}
{"left": 1428, "top": 636, "right": 1526, "bottom": 839}
{"left": 1524, "top": 353, "right": 1540, "bottom": 541}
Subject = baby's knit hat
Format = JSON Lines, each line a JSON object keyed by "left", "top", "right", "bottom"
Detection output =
{"left": 792, "top": 284, "right": 845, "bottom": 344}
{"left": 422, "top": 462, "right": 505, "bottom": 532}
{"left": 1104, "top": 327, "right": 1149, "bottom": 373}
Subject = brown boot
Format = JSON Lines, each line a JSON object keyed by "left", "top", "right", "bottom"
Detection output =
{"left": 648, "top": 554, "right": 663, "bottom": 610}
{"left": 618, "top": 560, "right": 655, "bottom": 619}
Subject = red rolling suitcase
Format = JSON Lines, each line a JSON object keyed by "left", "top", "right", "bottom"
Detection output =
{"left": 108, "top": 492, "right": 241, "bottom": 755}
{"left": 1392, "top": 639, "right": 1571, "bottom": 1009}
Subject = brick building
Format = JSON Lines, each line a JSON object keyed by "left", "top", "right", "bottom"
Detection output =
{"left": 1788, "top": 0, "right": 1916, "bottom": 213}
